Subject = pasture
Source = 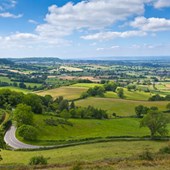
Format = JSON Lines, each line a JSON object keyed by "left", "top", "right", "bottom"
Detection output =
{"left": 16, "top": 114, "right": 150, "bottom": 145}
{"left": 76, "top": 97, "right": 169, "bottom": 116}
{"left": 36, "top": 86, "right": 87, "bottom": 100}
{"left": 71, "top": 83, "right": 102, "bottom": 88}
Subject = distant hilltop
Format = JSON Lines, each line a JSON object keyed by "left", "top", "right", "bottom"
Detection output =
{"left": 0, "top": 59, "right": 14, "bottom": 65}
{"left": 9, "top": 57, "right": 62, "bottom": 63}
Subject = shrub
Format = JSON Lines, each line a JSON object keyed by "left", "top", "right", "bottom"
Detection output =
{"left": 29, "top": 156, "right": 48, "bottom": 165}
{"left": 159, "top": 145, "right": 170, "bottom": 154}
{"left": 139, "top": 149, "right": 154, "bottom": 161}
{"left": 18, "top": 125, "right": 38, "bottom": 141}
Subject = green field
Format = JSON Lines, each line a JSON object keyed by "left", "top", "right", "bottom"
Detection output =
{"left": 0, "top": 76, "right": 42, "bottom": 89}
{"left": 0, "top": 76, "right": 12, "bottom": 83}
{"left": 71, "top": 83, "right": 102, "bottom": 88}
{"left": 16, "top": 114, "right": 151, "bottom": 145}
{"left": 71, "top": 84, "right": 155, "bottom": 100}
{"left": 0, "top": 86, "right": 30, "bottom": 93}
{"left": 0, "top": 141, "right": 169, "bottom": 165}
{"left": 36, "top": 86, "right": 87, "bottom": 100}
{"left": 76, "top": 97, "right": 169, "bottom": 116}
{"left": 105, "top": 89, "right": 153, "bottom": 101}
{"left": 24, "top": 82, "right": 42, "bottom": 88}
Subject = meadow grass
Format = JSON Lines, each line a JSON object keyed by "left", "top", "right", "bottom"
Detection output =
{"left": 0, "top": 141, "right": 169, "bottom": 165}
{"left": 0, "top": 76, "right": 12, "bottom": 83}
{"left": 36, "top": 86, "right": 87, "bottom": 100}
{"left": 15, "top": 114, "right": 151, "bottom": 145}
{"left": 0, "top": 86, "right": 30, "bottom": 93}
{"left": 71, "top": 83, "right": 102, "bottom": 88}
{"left": 24, "top": 82, "right": 42, "bottom": 88}
{"left": 105, "top": 89, "right": 152, "bottom": 101}
{"left": 76, "top": 97, "right": 169, "bottom": 116}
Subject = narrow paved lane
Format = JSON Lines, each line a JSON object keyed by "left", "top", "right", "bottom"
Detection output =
{"left": 4, "top": 126, "right": 41, "bottom": 149}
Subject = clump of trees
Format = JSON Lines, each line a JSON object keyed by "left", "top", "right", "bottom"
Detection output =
{"left": 149, "top": 94, "right": 170, "bottom": 101}
{"left": 13, "top": 104, "right": 33, "bottom": 127}
{"left": 104, "top": 82, "right": 118, "bottom": 92}
{"left": 81, "top": 86, "right": 105, "bottom": 98}
{"left": 69, "top": 106, "right": 108, "bottom": 119}
{"left": 135, "top": 105, "right": 158, "bottom": 118}
{"left": 127, "top": 84, "right": 136, "bottom": 91}
{"left": 81, "top": 81, "right": 119, "bottom": 99}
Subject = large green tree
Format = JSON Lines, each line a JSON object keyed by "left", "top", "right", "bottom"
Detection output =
{"left": 140, "top": 111, "right": 169, "bottom": 139}
{"left": 13, "top": 104, "right": 33, "bottom": 127}
{"left": 23, "top": 94, "right": 43, "bottom": 114}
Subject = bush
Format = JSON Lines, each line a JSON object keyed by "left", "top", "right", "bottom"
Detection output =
{"left": 159, "top": 145, "right": 170, "bottom": 154}
{"left": 139, "top": 150, "right": 154, "bottom": 161}
{"left": 18, "top": 125, "right": 38, "bottom": 141}
{"left": 29, "top": 155, "right": 48, "bottom": 165}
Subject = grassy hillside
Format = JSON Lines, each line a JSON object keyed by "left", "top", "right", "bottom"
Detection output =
{"left": 76, "top": 97, "right": 169, "bottom": 116}
{"left": 36, "top": 86, "right": 87, "bottom": 100}
{"left": 105, "top": 89, "right": 152, "bottom": 101}
{"left": 0, "top": 86, "right": 30, "bottom": 93}
{"left": 15, "top": 114, "right": 151, "bottom": 145}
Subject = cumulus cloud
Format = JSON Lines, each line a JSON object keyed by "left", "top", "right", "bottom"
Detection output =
{"left": 130, "top": 16, "right": 170, "bottom": 31}
{"left": 0, "top": 12, "right": 22, "bottom": 18}
{"left": 36, "top": 0, "right": 149, "bottom": 38}
{"left": 81, "top": 31, "right": 147, "bottom": 40}
{"left": 154, "top": 0, "right": 170, "bottom": 8}
{"left": 1, "top": 0, "right": 169, "bottom": 50}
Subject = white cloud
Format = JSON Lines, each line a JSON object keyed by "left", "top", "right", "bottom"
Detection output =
{"left": 5, "top": 33, "right": 38, "bottom": 41}
{"left": 154, "top": 0, "right": 170, "bottom": 8}
{"left": 0, "top": 12, "right": 22, "bottom": 18}
{"left": 81, "top": 31, "right": 147, "bottom": 40}
{"left": 36, "top": 0, "right": 149, "bottom": 39}
{"left": 130, "top": 16, "right": 170, "bottom": 31}
{"left": 28, "top": 19, "right": 38, "bottom": 24}
{"left": 96, "top": 45, "right": 120, "bottom": 51}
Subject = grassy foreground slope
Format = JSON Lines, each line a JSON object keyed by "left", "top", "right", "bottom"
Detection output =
{"left": 0, "top": 141, "right": 168, "bottom": 165}
{"left": 76, "top": 97, "right": 169, "bottom": 116}
{"left": 36, "top": 86, "right": 87, "bottom": 100}
{"left": 16, "top": 115, "right": 151, "bottom": 145}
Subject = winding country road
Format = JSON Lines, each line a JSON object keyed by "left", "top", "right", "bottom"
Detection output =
{"left": 4, "top": 126, "right": 41, "bottom": 149}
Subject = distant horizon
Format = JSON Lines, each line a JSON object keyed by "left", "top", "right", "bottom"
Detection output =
{"left": 2, "top": 55, "right": 170, "bottom": 61}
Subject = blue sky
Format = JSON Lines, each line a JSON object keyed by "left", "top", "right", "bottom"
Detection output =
{"left": 0, "top": 0, "right": 170, "bottom": 58}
